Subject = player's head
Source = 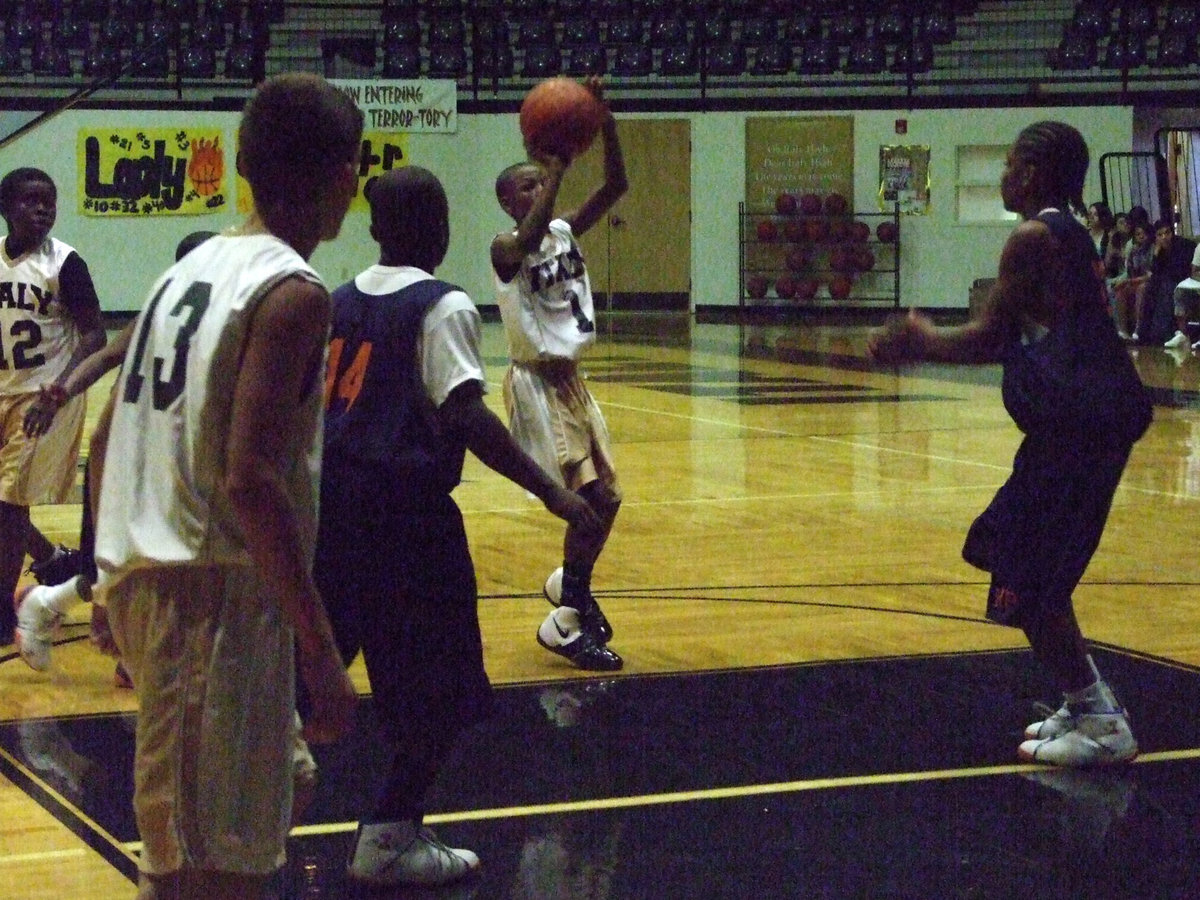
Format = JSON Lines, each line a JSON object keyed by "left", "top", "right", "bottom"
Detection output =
{"left": 366, "top": 166, "right": 449, "bottom": 272}
{"left": 0, "top": 167, "right": 56, "bottom": 245}
{"left": 175, "top": 230, "right": 217, "bottom": 261}
{"left": 1006, "top": 121, "right": 1090, "bottom": 217}
{"left": 495, "top": 161, "right": 543, "bottom": 222}
{"left": 237, "top": 73, "right": 363, "bottom": 239}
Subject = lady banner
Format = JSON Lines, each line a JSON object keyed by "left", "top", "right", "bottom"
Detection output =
{"left": 878, "top": 145, "right": 931, "bottom": 214}
{"left": 78, "top": 127, "right": 229, "bottom": 216}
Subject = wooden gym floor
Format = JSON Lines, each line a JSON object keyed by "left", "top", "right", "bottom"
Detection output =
{"left": 1, "top": 313, "right": 1198, "bottom": 899}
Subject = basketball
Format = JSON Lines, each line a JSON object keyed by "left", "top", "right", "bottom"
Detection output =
{"left": 756, "top": 219, "right": 779, "bottom": 241}
{"left": 520, "top": 77, "right": 604, "bottom": 160}
{"left": 746, "top": 275, "right": 769, "bottom": 299}
{"left": 775, "top": 192, "right": 798, "bottom": 215}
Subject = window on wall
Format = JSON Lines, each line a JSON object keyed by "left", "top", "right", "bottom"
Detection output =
{"left": 955, "top": 145, "right": 1020, "bottom": 223}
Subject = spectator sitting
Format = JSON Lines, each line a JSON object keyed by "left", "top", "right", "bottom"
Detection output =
{"left": 1171, "top": 240, "right": 1200, "bottom": 351}
{"left": 1138, "top": 219, "right": 1195, "bottom": 346}
{"left": 1115, "top": 222, "right": 1153, "bottom": 340}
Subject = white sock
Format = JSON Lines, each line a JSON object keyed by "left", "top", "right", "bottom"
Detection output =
{"left": 39, "top": 576, "right": 87, "bottom": 616}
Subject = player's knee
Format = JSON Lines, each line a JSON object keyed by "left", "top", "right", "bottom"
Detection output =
{"left": 579, "top": 481, "right": 620, "bottom": 519}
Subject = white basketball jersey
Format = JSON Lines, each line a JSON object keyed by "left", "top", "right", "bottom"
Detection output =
{"left": 0, "top": 236, "right": 80, "bottom": 395}
{"left": 494, "top": 218, "right": 597, "bottom": 362}
{"left": 96, "top": 234, "right": 325, "bottom": 583}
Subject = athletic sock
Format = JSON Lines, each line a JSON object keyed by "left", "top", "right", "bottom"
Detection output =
{"left": 40, "top": 576, "right": 88, "bottom": 616}
{"left": 560, "top": 564, "right": 593, "bottom": 606}
{"left": 1065, "top": 678, "right": 1120, "bottom": 715}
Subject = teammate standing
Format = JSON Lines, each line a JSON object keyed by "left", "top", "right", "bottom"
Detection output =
{"left": 94, "top": 74, "right": 360, "bottom": 900}
{"left": 0, "top": 167, "right": 105, "bottom": 645}
{"left": 869, "top": 122, "right": 1152, "bottom": 767}
{"left": 322, "top": 166, "right": 599, "bottom": 888}
{"left": 491, "top": 77, "right": 628, "bottom": 671}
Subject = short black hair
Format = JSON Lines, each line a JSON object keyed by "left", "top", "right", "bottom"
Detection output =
{"left": 0, "top": 167, "right": 54, "bottom": 218}
{"left": 495, "top": 160, "right": 536, "bottom": 203}
{"left": 175, "top": 230, "right": 217, "bottom": 261}
{"left": 1012, "top": 122, "right": 1090, "bottom": 217}
{"left": 368, "top": 166, "right": 449, "bottom": 272}
{"left": 238, "top": 73, "right": 363, "bottom": 209}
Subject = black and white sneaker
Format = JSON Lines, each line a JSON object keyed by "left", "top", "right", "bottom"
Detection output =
{"left": 537, "top": 608, "right": 623, "bottom": 672}
{"left": 543, "top": 567, "right": 614, "bottom": 643}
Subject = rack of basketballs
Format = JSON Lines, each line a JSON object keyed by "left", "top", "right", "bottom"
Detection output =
{"left": 739, "top": 194, "right": 900, "bottom": 308}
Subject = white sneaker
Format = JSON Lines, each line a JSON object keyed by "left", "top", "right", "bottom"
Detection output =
{"left": 1191, "top": 339, "right": 1200, "bottom": 351}
{"left": 1018, "top": 711, "right": 1137, "bottom": 767}
{"left": 1116, "top": 330, "right": 1131, "bottom": 340}
{"left": 13, "top": 585, "right": 61, "bottom": 672}
{"left": 1024, "top": 701, "right": 1072, "bottom": 740}
{"left": 1164, "top": 330, "right": 1190, "bottom": 348}
{"left": 348, "top": 821, "right": 479, "bottom": 887}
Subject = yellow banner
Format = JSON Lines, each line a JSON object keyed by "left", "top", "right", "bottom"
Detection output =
{"left": 79, "top": 127, "right": 229, "bottom": 216}
{"left": 237, "top": 131, "right": 410, "bottom": 214}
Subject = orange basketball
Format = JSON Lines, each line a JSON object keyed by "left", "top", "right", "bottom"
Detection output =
{"left": 519, "top": 77, "right": 603, "bottom": 160}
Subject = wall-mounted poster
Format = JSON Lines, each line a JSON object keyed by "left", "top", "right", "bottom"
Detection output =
{"left": 879, "top": 145, "right": 931, "bottom": 214}
{"left": 79, "top": 127, "right": 228, "bottom": 216}
{"left": 745, "top": 116, "right": 854, "bottom": 209}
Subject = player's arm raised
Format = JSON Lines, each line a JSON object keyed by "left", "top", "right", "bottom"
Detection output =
{"left": 491, "top": 154, "right": 567, "bottom": 282}
{"left": 224, "top": 276, "right": 355, "bottom": 744}
{"left": 561, "top": 79, "right": 628, "bottom": 238}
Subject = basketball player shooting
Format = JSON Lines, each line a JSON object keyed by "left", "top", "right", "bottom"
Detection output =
{"left": 491, "top": 77, "right": 629, "bottom": 671}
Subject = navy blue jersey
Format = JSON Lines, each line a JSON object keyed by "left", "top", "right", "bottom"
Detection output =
{"left": 323, "top": 277, "right": 466, "bottom": 497}
{"left": 1000, "top": 210, "right": 1152, "bottom": 448}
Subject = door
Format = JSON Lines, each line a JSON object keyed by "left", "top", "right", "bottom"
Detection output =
{"left": 558, "top": 118, "right": 691, "bottom": 310}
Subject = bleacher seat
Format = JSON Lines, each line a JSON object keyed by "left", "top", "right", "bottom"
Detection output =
{"left": 83, "top": 43, "right": 122, "bottom": 78}
{"left": 659, "top": 44, "right": 697, "bottom": 75}
{"left": 428, "top": 18, "right": 464, "bottom": 46}
{"left": 828, "top": 11, "right": 866, "bottom": 44}
{"left": 565, "top": 43, "right": 607, "bottom": 76}
{"left": 522, "top": 44, "right": 562, "bottom": 78}
{"left": 844, "top": 39, "right": 886, "bottom": 74}
{"left": 562, "top": 18, "right": 601, "bottom": 46}
{"left": 381, "top": 43, "right": 421, "bottom": 77}
{"left": 179, "top": 44, "right": 216, "bottom": 78}
{"left": 920, "top": 4, "right": 956, "bottom": 43}
{"left": 784, "top": 12, "right": 821, "bottom": 43}
{"left": 131, "top": 43, "right": 170, "bottom": 78}
{"left": 751, "top": 43, "right": 791, "bottom": 76}
{"left": 1119, "top": 3, "right": 1157, "bottom": 37}
{"left": 32, "top": 43, "right": 72, "bottom": 77}
{"left": 1103, "top": 31, "right": 1146, "bottom": 68}
{"left": 704, "top": 42, "right": 745, "bottom": 76}
{"left": 381, "top": 19, "right": 421, "bottom": 49}
{"left": 613, "top": 44, "right": 652, "bottom": 76}
{"left": 875, "top": 7, "right": 911, "bottom": 44}
{"left": 607, "top": 17, "right": 644, "bottom": 46}
{"left": 891, "top": 38, "right": 934, "bottom": 74}
{"left": 797, "top": 39, "right": 838, "bottom": 74}
{"left": 1052, "top": 29, "right": 1099, "bottom": 69}
{"left": 476, "top": 44, "right": 514, "bottom": 79}
{"left": 225, "top": 40, "right": 262, "bottom": 80}
{"left": 1155, "top": 31, "right": 1194, "bottom": 67}
{"left": 428, "top": 43, "right": 467, "bottom": 78}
